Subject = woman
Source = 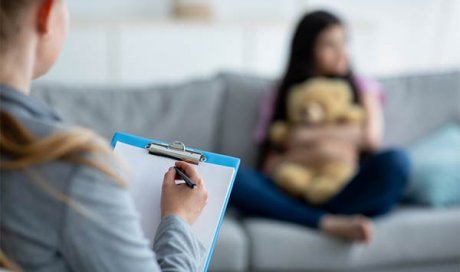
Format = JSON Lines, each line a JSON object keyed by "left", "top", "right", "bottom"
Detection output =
{"left": 0, "top": 0, "right": 208, "bottom": 271}
{"left": 230, "top": 10, "right": 410, "bottom": 243}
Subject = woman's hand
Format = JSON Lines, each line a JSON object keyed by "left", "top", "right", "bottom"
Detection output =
{"left": 161, "top": 161, "right": 209, "bottom": 225}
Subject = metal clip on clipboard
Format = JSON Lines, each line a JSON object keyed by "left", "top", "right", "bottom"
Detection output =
{"left": 145, "top": 141, "right": 206, "bottom": 165}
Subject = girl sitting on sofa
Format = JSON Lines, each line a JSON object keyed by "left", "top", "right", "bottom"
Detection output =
{"left": 230, "top": 10, "right": 410, "bottom": 244}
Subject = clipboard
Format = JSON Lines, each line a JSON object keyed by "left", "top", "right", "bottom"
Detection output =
{"left": 111, "top": 132, "right": 240, "bottom": 272}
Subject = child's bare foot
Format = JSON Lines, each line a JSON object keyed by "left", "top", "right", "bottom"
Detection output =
{"left": 320, "top": 215, "right": 373, "bottom": 244}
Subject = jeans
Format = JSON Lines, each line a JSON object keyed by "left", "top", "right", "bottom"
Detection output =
{"left": 229, "top": 149, "right": 411, "bottom": 229}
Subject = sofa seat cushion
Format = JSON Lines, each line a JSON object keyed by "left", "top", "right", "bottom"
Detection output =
{"left": 243, "top": 207, "right": 460, "bottom": 271}
{"left": 209, "top": 215, "right": 250, "bottom": 272}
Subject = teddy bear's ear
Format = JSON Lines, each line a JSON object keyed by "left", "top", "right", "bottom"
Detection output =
{"left": 269, "top": 121, "right": 289, "bottom": 146}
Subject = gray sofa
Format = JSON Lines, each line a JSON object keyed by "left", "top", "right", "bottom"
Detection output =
{"left": 32, "top": 71, "right": 460, "bottom": 272}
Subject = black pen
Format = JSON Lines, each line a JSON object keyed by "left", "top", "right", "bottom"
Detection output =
{"left": 174, "top": 166, "right": 197, "bottom": 189}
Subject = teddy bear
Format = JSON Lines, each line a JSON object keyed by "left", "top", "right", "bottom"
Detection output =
{"left": 269, "top": 78, "right": 364, "bottom": 204}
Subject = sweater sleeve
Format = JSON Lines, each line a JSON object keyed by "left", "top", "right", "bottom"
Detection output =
{"left": 154, "top": 215, "right": 207, "bottom": 271}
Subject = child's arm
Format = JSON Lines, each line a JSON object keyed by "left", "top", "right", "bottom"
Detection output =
{"left": 286, "top": 124, "right": 364, "bottom": 148}
{"left": 361, "top": 91, "right": 384, "bottom": 151}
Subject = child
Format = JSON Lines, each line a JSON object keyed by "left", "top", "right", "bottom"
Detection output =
{"left": 230, "top": 10, "right": 410, "bottom": 243}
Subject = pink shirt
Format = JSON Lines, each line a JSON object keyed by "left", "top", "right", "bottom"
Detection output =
{"left": 254, "top": 76, "right": 385, "bottom": 144}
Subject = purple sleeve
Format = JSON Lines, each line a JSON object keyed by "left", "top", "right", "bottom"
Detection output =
{"left": 354, "top": 75, "right": 386, "bottom": 105}
{"left": 254, "top": 89, "right": 277, "bottom": 145}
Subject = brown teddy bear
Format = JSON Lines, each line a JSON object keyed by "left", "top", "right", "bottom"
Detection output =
{"left": 269, "top": 78, "right": 364, "bottom": 204}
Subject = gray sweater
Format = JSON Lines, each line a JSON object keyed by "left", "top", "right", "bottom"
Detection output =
{"left": 0, "top": 85, "right": 206, "bottom": 271}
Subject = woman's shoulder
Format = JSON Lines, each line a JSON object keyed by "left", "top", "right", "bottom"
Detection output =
{"left": 4, "top": 108, "right": 125, "bottom": 196}
{"left": 0, "top": 126, "right": 120, "bottom": 267}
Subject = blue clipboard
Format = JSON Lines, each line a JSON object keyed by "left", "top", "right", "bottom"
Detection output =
{"left": 111, "top": 131, "right": 240, "bottom": 272}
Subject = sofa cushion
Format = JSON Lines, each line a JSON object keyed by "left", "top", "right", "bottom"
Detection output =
{"left": 216, "top": 73, "right": 274, "bottom": 167}
{"left": 31, "top": 79, "right": 226, "bottom": 151}
{"left": 209, "top": 215, "right": 250, "bottom": 272}
{"left": 380, "top": 71, "right": 460, "bottom": 147}
{"left": 243, "top": 207, "right": 460, "bottom": 271}
{"left": 406, "top": 123, "right": 460, "bottom": 207}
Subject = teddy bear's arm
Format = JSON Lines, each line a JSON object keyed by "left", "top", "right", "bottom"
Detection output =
{"left": 341, "top": 106, "right": 365, "bottom": 123}
{"left": 269, "top": 121, "right": 290, "bottom": 147}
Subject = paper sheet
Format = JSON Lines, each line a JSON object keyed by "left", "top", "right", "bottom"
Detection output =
{"left": 114, "top": 142, "right": 235, "bottom": 271}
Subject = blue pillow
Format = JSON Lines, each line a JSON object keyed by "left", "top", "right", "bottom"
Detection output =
{"left": 405, "top": 123, "right": 460, "bottom": 207}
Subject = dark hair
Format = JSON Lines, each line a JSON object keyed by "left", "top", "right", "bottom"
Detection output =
{"left": 257, "top": 10, "right": 361, "bottom": 169}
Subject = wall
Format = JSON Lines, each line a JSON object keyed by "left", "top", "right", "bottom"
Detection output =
{"left": 39, "top": 0, "right": 460, "bottom": 86}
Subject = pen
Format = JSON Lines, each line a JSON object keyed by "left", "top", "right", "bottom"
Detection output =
{"left": 174, "top": 166, "right": 197, "bottom": 189}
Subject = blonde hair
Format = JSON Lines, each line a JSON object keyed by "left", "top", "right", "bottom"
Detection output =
{"left": 0, "top": 111, "right": 125, "bottom": 270}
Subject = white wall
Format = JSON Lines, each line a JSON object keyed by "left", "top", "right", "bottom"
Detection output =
{"left": 40, "top": 0, "right": 460, "bottom": 86}
{"left": 66, "top": 0, "right": 308, "bottom": 21}
{"left": 309, "top": 0, "right": 460, "bottom": 76}
{"left": 67, "top": 0, "right": 171, "bottom": 20}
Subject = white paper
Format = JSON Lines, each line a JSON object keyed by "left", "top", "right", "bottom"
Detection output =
{"left": 113, "top": 142, "right": 235, "bottom": 271}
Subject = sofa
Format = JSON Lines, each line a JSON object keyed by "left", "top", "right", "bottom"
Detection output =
{"left": 32, "top": 71, "right": 460, "bottom": 272}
